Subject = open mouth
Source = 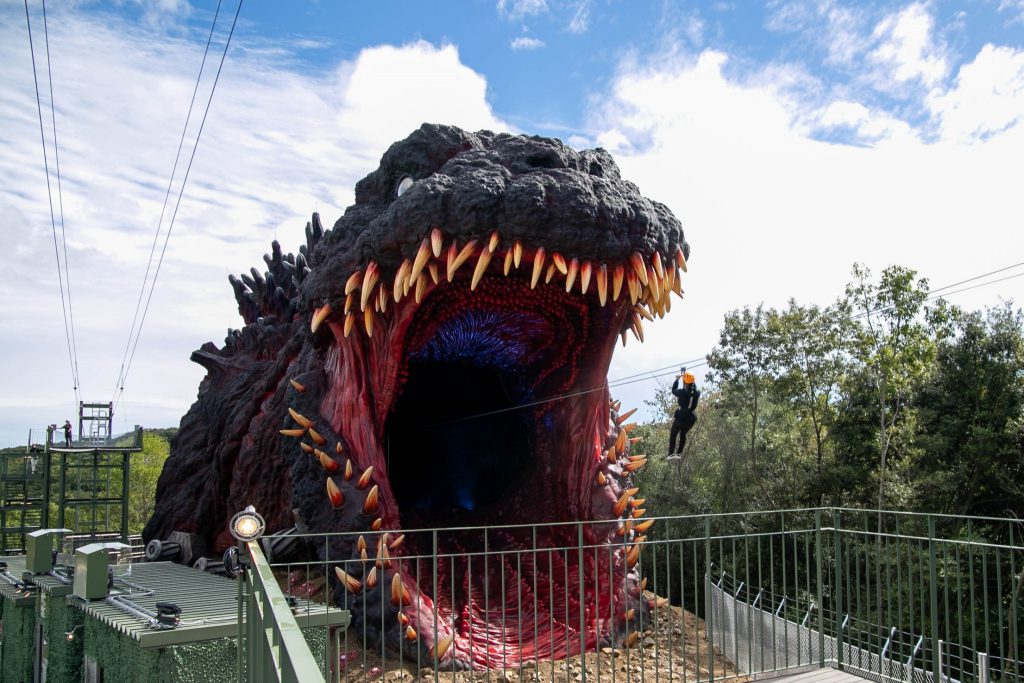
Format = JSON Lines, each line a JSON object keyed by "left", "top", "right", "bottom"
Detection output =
{"left": 285, "top": 230, "right": 682, "bottom": 668}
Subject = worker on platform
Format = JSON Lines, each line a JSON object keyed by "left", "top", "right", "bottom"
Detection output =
{"left": 62, "top": 419, "right": 72, "bottom": 447}
{"left": 667, "top": 369, "right": 699, "bottom": 459}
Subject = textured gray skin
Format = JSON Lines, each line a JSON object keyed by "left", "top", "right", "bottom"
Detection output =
{"left": 304, "top": 124, "right": 687, "bottom": 307}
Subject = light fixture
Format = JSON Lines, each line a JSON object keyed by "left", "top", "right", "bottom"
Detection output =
{"left": 65, "top": 624, "right": 84, "bottom": 641}
{"left": 229, "top": 505, "right": 265, "bottom": 542}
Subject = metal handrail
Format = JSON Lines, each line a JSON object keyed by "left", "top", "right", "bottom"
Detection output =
{"left": 243, "top": 540, "right": 326, "bottom": 683}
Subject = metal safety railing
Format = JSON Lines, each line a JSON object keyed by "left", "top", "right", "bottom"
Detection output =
{"left": 231, "top": 508, "right": 1022, "bottom": 682}
{"left": 242, "top": 540, "right": 330, "bottom": 683}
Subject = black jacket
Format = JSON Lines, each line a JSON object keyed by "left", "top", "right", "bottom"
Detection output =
{"left": 671, "top": 379, "right": 700, "bottom": 418}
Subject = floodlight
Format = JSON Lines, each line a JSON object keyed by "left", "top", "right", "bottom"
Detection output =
{"left": 229, "top": 505, "right": 265, "bottom": 542}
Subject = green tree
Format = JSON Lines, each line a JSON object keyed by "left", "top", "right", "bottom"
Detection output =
{"left": 127, "top": 432, "right": 172, "bottom": 533}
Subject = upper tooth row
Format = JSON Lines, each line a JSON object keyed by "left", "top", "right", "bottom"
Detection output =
{"left": 311, "top": 229, "right": 687, "bottom": 338}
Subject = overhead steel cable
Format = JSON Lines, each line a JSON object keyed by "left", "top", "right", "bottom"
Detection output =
{"left": 119, "top": 0, "right": 245, "bottom": 400}
{"left": 41, "top": 0, "right": 81, "bottom": 403}
{"left": 112, "top": 0, "right": 225, "bottom": 405}
{"left": 24, "top": 0, "right": 80, "bottom": 404}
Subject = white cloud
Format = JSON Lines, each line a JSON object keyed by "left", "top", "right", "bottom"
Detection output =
{"left": 868, "top": 3, "right": 948, "bottom": 87}
{"left": 567, "top": 0, "right": 591, "bottom": 34}
{"left": 929, "top": 44, "right": 1024, "bottom": 142}
{"left": 510, "top": 36, "right": 546, "bottom": 50}
{"left": 497, "top": 0, "right": 548, "bottom": 20}
{"left": 587, "top": 44, "right": 1024, "bottom": 416}
{"left": 0, "top": 7, "right": 507, "bottom": 446}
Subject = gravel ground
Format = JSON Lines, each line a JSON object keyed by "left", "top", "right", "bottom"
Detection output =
{"left": 335, "top": 602, "right": 749, "bottom": 683}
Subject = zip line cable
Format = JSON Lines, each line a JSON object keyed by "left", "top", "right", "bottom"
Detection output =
{"left": 25, "top": 0, "right": 80, "bottom": 405}
{"left": 41, "top": 0, "right": 81, "bottom": 405}
{"left": 112, "top": 0, "right": 225, "bottom": 406}
{"left": 118, "top": 0, "right": 244, "bottom": 401}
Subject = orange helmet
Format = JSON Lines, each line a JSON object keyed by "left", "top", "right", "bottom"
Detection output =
{"left": 682, "top": 372, "right": 695, "bottom": 384}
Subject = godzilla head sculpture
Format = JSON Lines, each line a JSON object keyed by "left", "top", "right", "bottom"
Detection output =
{"left": 144, "top": 123, "right": 689, "bottom": 669}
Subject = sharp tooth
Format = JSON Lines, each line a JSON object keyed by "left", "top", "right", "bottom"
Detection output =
{"left": 411, "top": 239, "right": 431, "bottom": 282}
{"left": 430, "top": 634, "right": 455, "bottom": 660}
{"left": 597, "top": 471, "right": 607, "bottom": 486}
{"left": 326, "top": 478, "right": 343, "bottom": 508}
{"left": 676, "top": 246, "right": 687, "bottom": 272}
{"left": 552, "top": 253, "right": 568, "bottom": 275}
{"left": 431, "top": 228, "right": 444, "bottom": 257}
{"left": 631, "top": 508, "right": 647, "bottom": 518}
{"left": 624, "top": 632, "right": 639, "bottom": 648}
{"left": 366, "top": 566, "right": 378, "bottom": 588}
{"left": 377, "top": 285, "right": 389, "bottom": 313}
{"left": 364, "top": 308, "right": 374, "bottom": 337}
{"left": 376, "top": 542, "right": 391, "bottom": 568}
{"left": 300, "top": 442, "right": 314, "bottom": 454}
{"left": 620, "top": 330, "right": 628, "bottom": 347}
{"left": 615, "top": 430, "right": 626, "bottom": 453}
{"left": 316, "top": 449, "right": 339, "bottom": 472}
{"left": 612, "top": 264, "right": 625, "bottom": 301}
{"left": 627, "top": 273, "right": 639, "bottom": 304}
{"left": 606, "top": 447, "right": 617, "bottom": 464}
{"left": 624, "top": 458, "right": 647, "bottom": 473}
{"left": 596, "top": 264, "right": 608, "bottom": 306}
{"left": 344, "top": 313, "right": 355, "bottom": 337}
{"left": 344, "top": 459, "right": 353, "bottom": 481}
{"left": 630, "top": 498, "right": 646, "bottom": 507}
{"left": 634, "top": 519, "right": 654, "bottom": 533}
{"left": 344, "top": 293, "right": 354, "bottom": 316}
{"left": 335, "top": 442, "right": 344, "bottom": 455}
{"left": 641, "top": 577, "right": 648, "bottom": 590}
{"left": 626, "top": 544, "right": 641, "bottom": 568}
{"left": 652, "top": 251, "right": 665, "bottom": 280}
{"left": 673, "top": 275, "right": 684, "bottom": 298}
{"left": 279, "top": 428, "right": 305, "bottom": 438}
{"left": 488, "top": 231, "right": 500, "bottom": 253}
{"left": 415, "top": 273, "right": 428, "bottom": 303}
{"left": 370, "top": 518, "right": 383, "bottom": 531}
{"left": 613, "top": 490, "right": 632, "bottom": 516}
{"left": 290, "top": 379, "right": 306, "bottom": 393}
{"left": 625, "top": 608, "right": 636, "bottom": 622}
{"left": 334, "top": 566, "right": 361, "bottom": 593}
{"left": 631, "top": 253, "right": 649, "bottom": 286}
{"left": 428, "top": 262, "right": 440, "bottom": 284}
{"left": 360, "top": 548, "right": 368, "bottom": 562}
{"left": 531, "top": 247, "right": 545, "bottom": 289}
{"left": 308, "top": 428, "right": 326, "bottom": 445}
{"left": 448, "top": 240, "right": 478, "bottom": 281}
{"left": 648, "top": 267, "right": 661, "bottom": 303}
{"left": 393, "top": 260, "right": 410, "bottom": 302}
{"left": 398, "top": 612, "right": 411, "bottom": 626}
{"left": 288, "top": 408, "right": 313, "bottom": 429}
{"left": 378, "top": 533, "right": 390, "bottom": 549}
{"left": 513, "top": 241, "right": 523, "bottom": 268}
{"left": 357, "top": 466, "right": 374, "bottom": 489}
{"left": 631, "top": 318, "right": 645, "bottom": 342}
{"left": 617, "top": 407, "right": 638, "bottom": 424}
{"left": 616, "top": 519, "right": 632, "bottom": 536}
{"left": 445, "top": 243, "right": 458, "bottom": 280}
{"left": 543, "top": 263, "right": 554, "bottom": 283}
{"left": 363, "top": 484, "right": 379, "bottom": 514}
{"left": 622, "top": 423, "right": 637, "bottom": 434}
{"left": 388, "top": 534, "right": 405, "bottom": 550}
{"left": 470, "top": 248, "right": 493, "bottom": 290}
{"left": 654, "top": 596, "right": 670, "bottom": 608}
{"left": 628, "top": 454, "right": 645, "bottom": 462}
{"left": 360, "top": 262, "right": 379, "bottom": 310}
{"left": 503, "top": 249, "right": 514, "bottom": 275}
{"left": 580, "top": 260, "right": 592, "bottom": 294}
{"left": 357, "top": 535, "right": 367, "bottom": 553}
{"left": 344, "top": 270, "right": 362, "bottom": 296}
{"left": 565, "top": 257, "right": 578, "bottom": 292}
{"left": 406, "top": 625, "right": 417, "bottom": 641}
{"left": 665, "top": 266, "right": 676, "bottom": 296}
{"left": 311, "top": 304, "right": 332, "bottom": 334}
{"left": 391, "top": 573, "right": 409, "bottom": 606}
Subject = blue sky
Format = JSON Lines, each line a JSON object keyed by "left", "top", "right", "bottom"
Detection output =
{"left": 1, "top": 0, "right": 1023, "bottom": 446}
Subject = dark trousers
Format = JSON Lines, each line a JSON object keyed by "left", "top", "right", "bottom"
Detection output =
{"left": 669, "top": 413, "right": 696, "bottom": 454}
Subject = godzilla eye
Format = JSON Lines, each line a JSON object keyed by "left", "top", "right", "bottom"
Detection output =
{"left": 396, "top": 176, "right": 414, "bottom": 197}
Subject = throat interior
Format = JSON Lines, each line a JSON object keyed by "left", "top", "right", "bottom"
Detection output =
{"left": 387, "top": 359, "right": 534, "bottom": 527}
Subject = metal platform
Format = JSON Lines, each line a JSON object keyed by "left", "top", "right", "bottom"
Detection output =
{"left": 768, "top": 669, "right": 867, "bottom": 682}
{"left": 74, "top": 561, "right": 348, "bottom": 648}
